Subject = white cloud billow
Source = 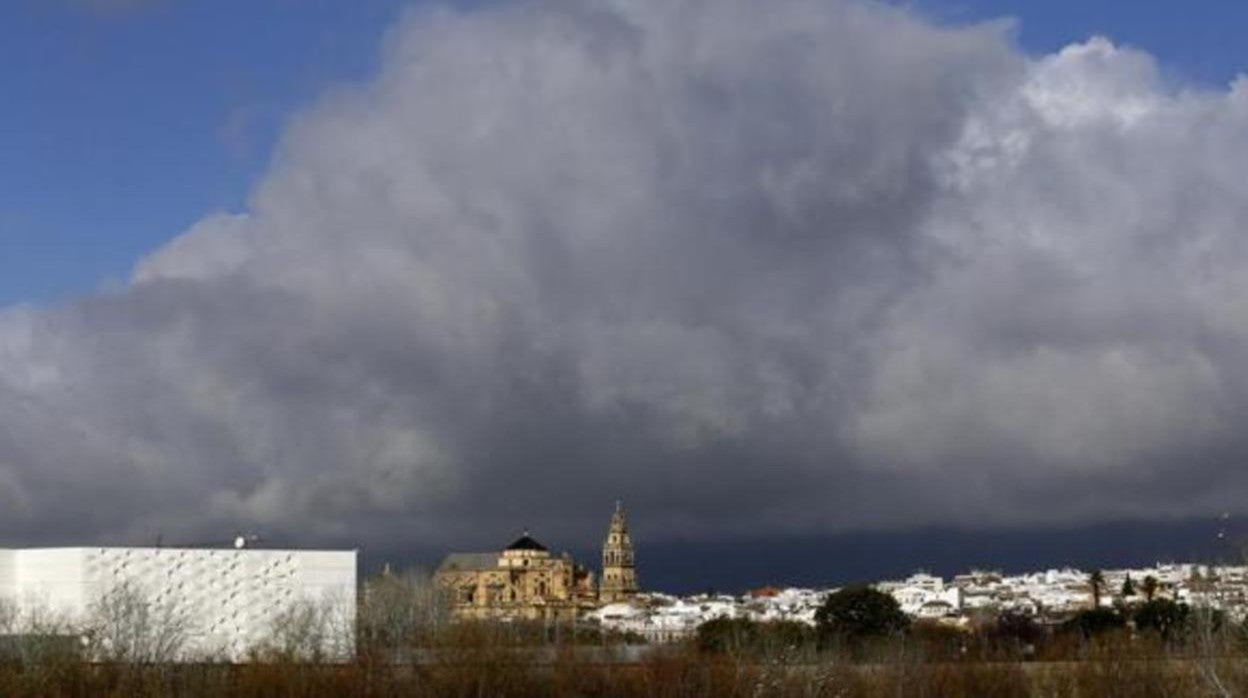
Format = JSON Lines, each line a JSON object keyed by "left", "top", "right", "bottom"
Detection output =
{"left": 1, "top": 0, "right": 1247, "bottom": 548}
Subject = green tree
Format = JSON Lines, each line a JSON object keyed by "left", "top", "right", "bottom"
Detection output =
{"left": 1141, "top": 575, "right": 1159, "bottom": 602}
{"left": 1120, "top": 574, "right": 1135, "bottom": 598}
{"left": 1133, "top": 599, "right": 1190, "bottom": 642}
{"left": 815, "top": 586, "right": 908, "bottom": 645}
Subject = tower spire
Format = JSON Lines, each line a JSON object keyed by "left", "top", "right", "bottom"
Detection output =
{"left": 600, "top": 500, "right": 638, "bottom": 603}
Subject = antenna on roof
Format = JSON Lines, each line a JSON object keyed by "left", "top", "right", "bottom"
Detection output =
{"left": 233, "top": 533, "right": 261, "bottom": 549}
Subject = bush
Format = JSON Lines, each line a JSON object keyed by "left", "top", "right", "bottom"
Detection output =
{"left": 696, "top": 617, "right": 814, "bottom": 657}
{"left": 992, "top": 611, "right": 1044, "bottom": 647}
{"left": 1062, "top": 608, "right": 1125, "bottom": 639}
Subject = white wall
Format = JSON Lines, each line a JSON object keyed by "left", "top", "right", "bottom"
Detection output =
{"left": 0, "top": 547, "right": 356, "bottom": 661}
{"left": 15, "top": 549, "right": 90, "bottom": 622}
{"left": 0, "top": 549, "right": 15, "bottom": 604}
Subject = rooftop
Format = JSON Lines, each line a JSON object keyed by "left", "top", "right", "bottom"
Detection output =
{"left": 506, "top": 533, "right": 548, "bottom": 552}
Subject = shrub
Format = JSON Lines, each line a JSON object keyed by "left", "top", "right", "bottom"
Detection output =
{"left": 1062, "top": 608, "right": 1125, "bottom": 639}
{"left": 696, "top": 617, "right": 814, "bottom": 657}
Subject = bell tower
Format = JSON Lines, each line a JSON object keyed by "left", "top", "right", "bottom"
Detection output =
{"left": 599, "top": 500, "right": 639, "bottom": 603}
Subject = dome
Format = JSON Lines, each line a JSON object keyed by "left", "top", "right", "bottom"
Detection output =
{"left": 506, "top": 533, "right": 548, "bottom": 552}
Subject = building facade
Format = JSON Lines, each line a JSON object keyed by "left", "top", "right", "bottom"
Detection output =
{"left": 0, "top": 546, "right": 356, "bottom": 661}
{"left": 435, "top": 533, "right": 598, "bottom": 622}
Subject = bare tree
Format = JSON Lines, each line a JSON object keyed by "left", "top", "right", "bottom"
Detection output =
{"left": 260, "top": 599, "right": 331, "bottom": 661}
{"left": 1190, "top": 534, "right": 1248, "bottom": 698}
{"left": 0, "top": 597, "right": 18, "bottom": 635}
{"left": 359, "top": 567, "right": 450, "bottom": 656}
{"left": 1190, "top": 600, "right": 1232, "bottom": 698}
{"left": 0, "top": 595, "right": 79, "bottom": 664}
{"left": 255, "top": 592, "right": 356, "bottom": 663}
{"left": 86, "top": 581, "right": 190, "bottom": 663}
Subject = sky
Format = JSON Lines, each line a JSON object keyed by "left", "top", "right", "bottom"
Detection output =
{"left": 4, "top": 0, "right": 1248, "bottom": 588}
{"left": 5, "top": 0, "right": 1248, "bottom": 306}
{"left": 0, "top": 0, "right": 412, "bottom": 304}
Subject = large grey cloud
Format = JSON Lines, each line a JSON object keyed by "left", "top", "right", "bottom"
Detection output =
{"left": 2, "top": 0, "right": 1247, "bottom": 552}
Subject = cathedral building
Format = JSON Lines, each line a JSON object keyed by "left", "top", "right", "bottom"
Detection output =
{"left": 434, "top": 532, "right": 597, "bottom": 622}
{"left": 434, "top": 503, "right": 640, "bottom": 621}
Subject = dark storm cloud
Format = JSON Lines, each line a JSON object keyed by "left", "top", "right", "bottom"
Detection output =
{"left": 2, "top": 0, "right": 1247, "bottom": 553}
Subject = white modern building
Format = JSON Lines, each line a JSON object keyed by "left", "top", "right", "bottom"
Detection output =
{"left": 0, "top": 546, "right": 356, "bottom": 661}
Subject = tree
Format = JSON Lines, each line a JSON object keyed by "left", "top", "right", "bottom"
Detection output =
{"left": 257, "top": 600, "right": 330, "bottom": 662}
{"left": 1120, "top": 574, "right": 1135, "bottom": 598}
{"left": 359, "top": 567, "right": 450, "bottom": 655}
{"left": 1141, "top": 575, "right": 1159, "bottom": 602}
{"left": 0, "top": 597, "right": 79, "bottom": 664}
{"left": 1133, "top": 599, "right": 1190, "bottom": 642}
{"left": 814, "top": 586, "right": 908, "bottom": 645}
{"left": 1088, "top": 569, "right": 1105, "bottom": 608}
{"left": 87, "top": 581, "right": 189, "bottom": 663}
{"left": 254, "top": 593, "right": 355, "bottom": 663}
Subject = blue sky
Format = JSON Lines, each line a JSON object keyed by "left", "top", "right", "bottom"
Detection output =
{"left": 916, "top": 0, "right": 1248, "bottom": 86}
{"left": 0, "top": 0, "right": 412, "bottom": 305}
{"left": 2, "top": 0, "right": 1246, "bottom": 307}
